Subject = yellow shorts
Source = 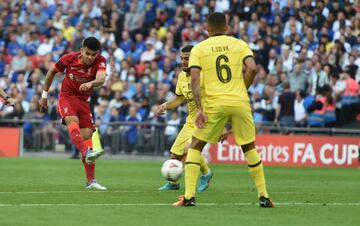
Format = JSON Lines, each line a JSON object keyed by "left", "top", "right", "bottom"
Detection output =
{"left": 193, "top": 104, "right": 255, "bottom": 145}
{"left": 170, "top": 122, "right": 194, "bottom": 156}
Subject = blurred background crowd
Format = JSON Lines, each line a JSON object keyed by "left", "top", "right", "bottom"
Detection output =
{"left": 0, "top": 0, "right": 359, "bottom": 154}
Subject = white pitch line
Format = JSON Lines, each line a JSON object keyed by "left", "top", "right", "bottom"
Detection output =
{"left": 225, "top": 191, "right": 345, "bottom": 195}
{"left": 0, "top": 190, "right": 146, "bottom": 195}
{"left": 0, "top": 190, "right": 346, "bottom": 195}
{"left": 0, "top": 190, "right": 145, "bottom": 195}
{"left": 0, "top": 203, "right": 359, "bottom": 207}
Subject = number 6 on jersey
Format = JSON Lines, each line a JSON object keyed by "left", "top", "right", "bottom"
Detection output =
{"left": 216, "top": 55, "right": 232, "bottom": 83}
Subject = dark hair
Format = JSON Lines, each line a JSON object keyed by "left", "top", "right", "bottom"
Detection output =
{"left": 206, "top": 12, "right": 226, "bottom": 29}
{"left": 283, "top": 81, "right": 290, "bottom": 89}
{"left": 181, "top": 45, "right": 193, "bottom": 53}
{"left": 345, "top": 65, "right": 358, "bottom": 79}
{"left": 299, "top": 90, "right": 307, "bottom": 99}
{"left": 322, "top": 85, "right": 334, "bottom": 105}
{"left": 83, "top": 37, "right": 101, "bottom": 51}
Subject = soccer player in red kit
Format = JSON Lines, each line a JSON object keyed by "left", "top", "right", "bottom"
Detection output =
{"left": 39, "top": 37, "right": 107, "bottom": 190}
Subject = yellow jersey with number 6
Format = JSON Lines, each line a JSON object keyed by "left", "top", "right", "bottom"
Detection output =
{"left": 189, "top": 35, "right": 253, "bottom": 108}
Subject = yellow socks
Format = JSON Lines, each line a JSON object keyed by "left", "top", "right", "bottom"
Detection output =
{"left": 199, "top": 155, "right": 210, "bottom": 175}
{"left": 245, "top": 148, "right": 269, "bottom": 198}
{"left": 184, "top": 148, "right": 201, "bottom": 199}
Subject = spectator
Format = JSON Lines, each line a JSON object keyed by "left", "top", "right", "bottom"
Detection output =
{"left": 118, "top": 97, "right": 130, "bottom": 121}
{"left": 7, "top": 33, "right": 22, "bottom": 56}
{"left": 146, "top": 83, "right": 158, "bottom": 107}
{"left": 288, "top": 62, "right": 307, "bottom": 92}
{"left": 62, "top": 19, "right": 76, "bottom": 42}
{"left": 294, "top": 90, "right": 307, "bottom": 127}
{"left": 275, "top": 82, "right": 296, "bottom": 127}
{"left": 281, "top": 45, "right": 294, "bottom": 73}
{"left": 132, "top": 83, "right": 145, "bottom": 105}
{"left": 109, "top": 91, "right": 123, "bottom": 109}
{"left": 10, "top": 49, "right": 28, "bottom": 74}
{"left": 37, "top": 36, "right": 53, "bottom": 56}
{"left": 124, "top": 2, "right": 144, "bottom": 36}
{"left": 336, "top": 69, "right": 359, "bottom": 125}
{"left": 124, "top": 105, "right": 141, "bottom": 154}
{"left": 267, "top": 48, "right": 277, "bottom": 73}
{"left": 308, "top": 62, "right": 329, "bottom": 96}
{"left": 138, "top": 97, "right": 150, "bottom": 121}
{"left": 0, "top": 0, "right": 358, "bottom": 135}
{"left": 322, "top": 85, "right": 337, "bottom": 128}
{"left": 28, "top": 3, "right": 49, "bottom": 34}
{"left": 307, "top": 86, "right": 327, "bottom": 128}
{"left": 22, "top": 101, "right": 38, "bottom": 148}
{"left": 140, "top": 40, "right": 156, "bottom": 63}
{"left": 147, "top": 104, "right": 166, "bottom": 151}
{"left": 95, "top": 100, "right": 111, "bottom": 137}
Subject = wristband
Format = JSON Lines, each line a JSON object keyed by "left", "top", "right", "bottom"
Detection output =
{"left": 41, "top": 91, "right": 48, "bottom": 99}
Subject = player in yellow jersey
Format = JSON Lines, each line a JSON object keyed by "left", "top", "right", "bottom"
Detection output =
{"left": 157, "top": 45, "right": 226, "bottom": 191}
{"left": 173, "top": 12, "right": 274, "bottom": 207}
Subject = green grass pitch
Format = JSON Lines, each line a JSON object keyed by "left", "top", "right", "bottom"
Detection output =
{"left": 0, "top": 157, "right": 359, "bottom": 226}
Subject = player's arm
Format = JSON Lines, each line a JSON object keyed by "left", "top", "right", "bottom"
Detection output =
{"left": 164, "top": 95, "right": 186, "bottom": 109}
{"left": 92, "top": 70, "right": 106, "bottom": 88}
{"left": 39, "top": 66, "right": 58, "bottom": 112}
{"left": 157, "top": 95, "right": 185, "bottom": 116}
{"left": 191, "top": 66, "right": 207, "bottom": 128}
{"left": 79, "top": 70, "right": 106, "bottom": 91}
{"left": 243, "top": 56, "right": 257, "bottom": 89}
{"left": 79, "top": 58, "right": 107, "bottom": 91}
{"left": 189, "top": 46, "right": 207, "bottom": 128}
{"left": 191, "top": 67, "right": 202, "bottom": 111}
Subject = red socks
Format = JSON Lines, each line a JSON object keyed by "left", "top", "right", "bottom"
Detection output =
{"left": 81, "top": 139, "right": 95, "bottom": 183}
{"left": 68, "top": 122, "right": 95, "bottom": 183}
{"left": 68, "top": 122, "right": 87, "bottom": 157}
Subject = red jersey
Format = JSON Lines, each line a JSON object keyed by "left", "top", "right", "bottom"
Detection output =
{"left": 54, "top": 52, "right": 106, "bottom": 100}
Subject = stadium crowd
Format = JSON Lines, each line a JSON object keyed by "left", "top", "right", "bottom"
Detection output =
{"left": 0, "top": 0, "right": 359, "bottom": 152}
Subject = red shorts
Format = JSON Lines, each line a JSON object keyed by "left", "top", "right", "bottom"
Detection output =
{"left": 57, "top": 95, "right": 95, "bottom": 130}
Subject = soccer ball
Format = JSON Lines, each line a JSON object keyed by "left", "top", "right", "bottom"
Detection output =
{"left": 161, "top": 159, "right": 183, "bottom": 182}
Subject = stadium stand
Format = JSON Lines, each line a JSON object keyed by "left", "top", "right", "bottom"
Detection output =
{"left": 0, "top": 0, "right": 359, "bottom": 153}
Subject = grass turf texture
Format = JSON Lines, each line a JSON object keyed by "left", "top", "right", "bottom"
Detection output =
{"left": 0, "top": 158, "right": 359, "bottom": 226}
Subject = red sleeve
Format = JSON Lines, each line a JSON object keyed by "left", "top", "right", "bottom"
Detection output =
{"left": 54, "top": 54, "right": 68, "bottom": 72}
{"left": 96, "top": 56, "right": 106, "bottom": 72}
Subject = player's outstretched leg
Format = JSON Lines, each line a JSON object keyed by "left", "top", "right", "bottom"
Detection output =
{"left": 197, "top": 155, "right": 213, "bottom": 192}
{"left": 80, "top": 138, "right": 106, "bottom": 190}
{"left": 68, "top": 121, "right": 88, "bottom": 157}
{"left": 85, "top": 148, "right": 104, "bottom": 164}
